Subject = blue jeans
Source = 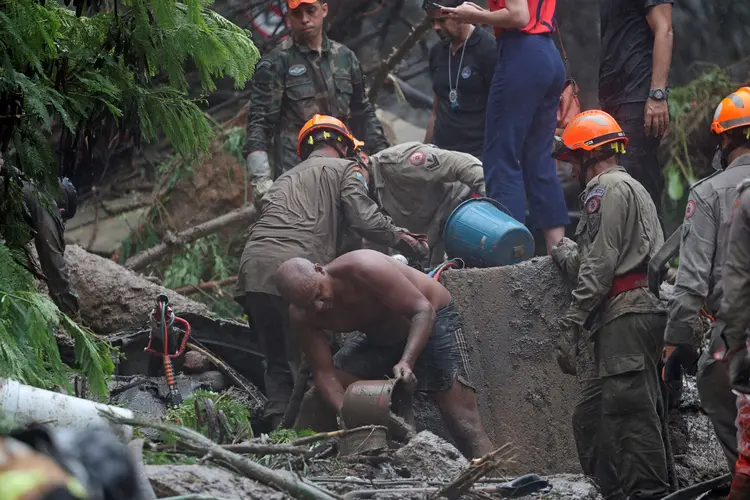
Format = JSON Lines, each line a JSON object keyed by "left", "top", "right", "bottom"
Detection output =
{"left": 482, "top": 31, "right": 569, "bottom": 230}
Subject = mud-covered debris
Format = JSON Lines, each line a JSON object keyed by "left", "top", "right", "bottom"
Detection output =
{"left": 393, "top": 431, "right": 467, "bottom": 481}
{"left": 522, "top": 474, "right": 601, "bottom": 499}
{"left": 147, "top": 464, "right": 292, "bottom": 499}
{"left": 183, "top": 350, "right": 214, "bottom": 373}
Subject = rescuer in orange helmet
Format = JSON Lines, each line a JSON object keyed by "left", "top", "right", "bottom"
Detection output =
{"left": 551, "top": 110, "right": 669, "bottom": 499}
{"left": 661, "top": 87, "right": 750, "bottom": 499}
{"left": 235, "top": 115, "right": 427, "bottom": 428}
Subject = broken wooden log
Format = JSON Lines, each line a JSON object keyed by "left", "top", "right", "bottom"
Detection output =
{"left": 101, "top": 411, "right": 342, "bottom": 500}
{"left": 367, "top": 16, "right": 431, "bottom": 103}
{"left": 174, "top": 277, "right": 237, "bottom": 295}
{"left": 124, "top": 204, "right": 257, "bottom": 271}
{"left": 431, "top": 443, "right": 517, "bottom": 500}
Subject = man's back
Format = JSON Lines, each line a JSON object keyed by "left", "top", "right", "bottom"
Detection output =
{"left": 236, "top": 151, "right": 357, "bottom": 296}
{"left": 305, "top": 250, "right": 451, "bottom": 341}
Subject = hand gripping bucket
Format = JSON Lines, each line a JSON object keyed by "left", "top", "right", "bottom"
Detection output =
{"left": 443, "top": 197, "right": 534, "bottom": 268}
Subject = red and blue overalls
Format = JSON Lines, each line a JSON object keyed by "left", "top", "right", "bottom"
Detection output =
{"left": 483, "top": 0, "right": 569, "bottom": 231}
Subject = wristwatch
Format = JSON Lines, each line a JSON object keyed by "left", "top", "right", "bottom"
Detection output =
{"left": 649, "top": 88, "right": 670, "bottom": 101}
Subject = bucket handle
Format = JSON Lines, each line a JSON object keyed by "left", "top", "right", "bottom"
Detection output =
{"left": 460, "top": 196, "right": 515, "bottom": 218}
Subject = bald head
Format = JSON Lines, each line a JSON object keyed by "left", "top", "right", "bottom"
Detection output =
{"left": 275, "top": 257, "right": 329, "bottom": 309}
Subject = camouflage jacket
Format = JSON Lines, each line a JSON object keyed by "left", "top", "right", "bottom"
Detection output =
{"left": 719, "top": 174, "right": 750, "bottom": 350}
{"left": 243, "top": 34, "right": 389, "bottom": 182}
{"left": 555, "top": 167, "right": 665, "bottom": 336}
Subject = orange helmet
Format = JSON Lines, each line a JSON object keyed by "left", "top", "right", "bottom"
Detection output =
{"left": 297, "top": 114, "right": 365, "bottom": 159}
{"left": 711, "top": 87, "right": 750, "bottom": 135}
{"left": 553, "top": 110, "right": 628, "bottom": 161}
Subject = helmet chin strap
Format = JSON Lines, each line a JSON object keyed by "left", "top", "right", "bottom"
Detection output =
{"left": 578, "top": 150, "right": 617, "bottom": 191}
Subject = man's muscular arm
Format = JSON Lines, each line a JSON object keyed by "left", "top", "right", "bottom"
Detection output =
{"left": 292, "top": 306, "right": 346, "bottom": 415}
{"left": 353, "top": 255, "right": 436, "bottom": 387}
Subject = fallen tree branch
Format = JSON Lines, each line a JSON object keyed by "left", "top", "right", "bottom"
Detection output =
{"left": 100, "top": 410, "right": 342, "bottom": 500}
{"left": 292, "top": 425, "right": 386, "bottom": 447}
{"left": 174, "top": 276, "right": 237, "bottom": 295}
{"left": 431, "top": 443, "right": 516, "bottom": 500}
{"left": 367, "top": 16, "right": 431, "bottom": 102}
{"left": 124, "top": 204, "right": 258, "bottom": 271}
{"left": 187, "top": 341, "right": 267, "bottom": 407}
{"left": 154, "top": 441, "right": 310, "bottom": 456}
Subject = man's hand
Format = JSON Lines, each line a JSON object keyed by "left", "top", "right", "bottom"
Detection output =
{"left": 393, "top": 361, "right": 418, "bottom": 393}
{"left": 556, "top": 319, "right": 580, "bottom": 376}
{"left": 645, "top": 98, "right": 669, "bottom": 137}
{"left": 662, "top": 343, "right": 699, "bottom": 389}
{"left": 550, "top": 237, "right": 578, "bottom": 269}
{"left": 252, "top": 178, "right": 273, "bottom": 207}
{"left": 394, "top": 232, "right": 430, "bottom": 260}
{"left": 730, "top": 346, "right": 750, "bottom": 394}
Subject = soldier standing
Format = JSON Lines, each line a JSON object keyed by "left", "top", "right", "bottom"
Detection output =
{"left": 662, "top": 87, "right": 750, "bottom": 476}
{"left": 243, "top": 0, "right": 389, "bottom": 203}
{"left": 550, "top": 110, "right": 668, "bottom": 499}
{"left": 234, "top": 115, "right": 427, "bottom": 428}
{"left": 362, "top": 142, "right": 485, "bottom": 266}
{"left": 719, "top": 178, "right": 750, "bottom": 500}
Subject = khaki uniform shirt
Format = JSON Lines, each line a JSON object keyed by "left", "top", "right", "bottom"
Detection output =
{"left": 243, "top": 35, "right": 389, "bottom": 179}
{"left": 665, "top": 153, "right": 750, "bottom": 345}
{"left": 719, "top": 177, "right": 750, "bottom": 350}
{"left": 370, "top": 142, "right": 485, "bottom": 263}
{"left": 235, "top": 150, "right": 405, "bottom": 297}
{"left": 559, "top": 167, "right": 664, "bottom": 335}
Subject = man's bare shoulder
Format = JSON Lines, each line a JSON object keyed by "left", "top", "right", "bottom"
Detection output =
{"left": 328, "top": 249, "right": 395, "bottom": 278}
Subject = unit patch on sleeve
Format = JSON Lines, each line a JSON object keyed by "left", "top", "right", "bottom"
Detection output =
{"left": 408, "top": 151, "right": 425, "bottom": 166}
{"left": 586, "top": 196, "right": 601, "bottom": 214}
{"left": 684, "top": 199, "right": 696, "bottom": 220}
{"left": 585, "top": 186, "right": 606, "bottom": 202}
{"left": 352, "top": 167, "right": 368, "bottom": 189}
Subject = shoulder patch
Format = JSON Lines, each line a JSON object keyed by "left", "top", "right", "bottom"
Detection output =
{"left": 585, "top": 196, "right": 601, "bottom": 214}
{"left": 353, "top": 171, "right": 368, "bottom": 188}
{"left": 684, "top": 199, "right": 696, "bottom": 220}
{"left": 256, "top": 59, "right": 272, "bottom": 71}
{"left": 737, "top": 178, "right": 750, "bottom": 194}
{"left": 288, "top": 64, "right": 306, "bottom": 77}
{"left": 585, "top": 186, "right": 606, "bottom": 202}
{"left": 408, "top": 151, "right": 425, "bottom": 166}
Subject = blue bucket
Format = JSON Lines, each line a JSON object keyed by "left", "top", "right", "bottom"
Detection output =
{"left": 443, "top": 198, "right": 534, "bottom": 268}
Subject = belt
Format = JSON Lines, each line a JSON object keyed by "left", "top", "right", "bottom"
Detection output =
{"left": 609, "top": 271, "right": 648, "bottom": 298}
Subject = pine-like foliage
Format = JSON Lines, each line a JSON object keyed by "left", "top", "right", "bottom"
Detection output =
{"left": 0, "top": 0, "right": 259, "bottom": 393}
{"left": 0, "top": 243, "right": 115, "bottom": 397}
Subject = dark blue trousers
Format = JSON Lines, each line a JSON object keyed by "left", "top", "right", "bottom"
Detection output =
{"left": 482, "top": 31, "right": 569, "bottom": 230}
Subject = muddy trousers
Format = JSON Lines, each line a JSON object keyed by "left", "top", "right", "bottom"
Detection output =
{"left": 730, "top": 397, "right": 750, "bottom": 499}
{"left": 696, "top": 322, "right": 739, "bottom": 474}
{"left": 572, "top": 313, "right": 669, "bottom": 500}
{"left": 22, "top": 182, "right": 79, "bottom": 316}
{"left": 243, "top": 292, "right": 296, "bottom": 427}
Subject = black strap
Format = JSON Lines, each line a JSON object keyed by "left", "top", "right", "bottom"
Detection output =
{"left": 300, "top": 54, "right": 337, "bottom": 118}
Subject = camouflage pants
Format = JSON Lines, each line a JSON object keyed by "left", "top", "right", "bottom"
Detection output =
{"left": 697, "top": 322, "right": 739, "bottom": 473}
{"left": 572, "top": 312, "right": 669, "bottom": 500}
{"left": 23, "top": 182, "right": 79, "bottom": 317}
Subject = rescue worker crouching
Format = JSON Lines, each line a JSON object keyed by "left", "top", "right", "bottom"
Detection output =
{"left": 550, "top": 110, "right": 669, "bottom": 500}
{"left": 662, "top": 87, "right": 750, "bottom": 476}
{"left": 359, "top": 142, "right": 485, "bottom": 267}
{"left": 234, "top": 115, "right": 428, "bottom": 429}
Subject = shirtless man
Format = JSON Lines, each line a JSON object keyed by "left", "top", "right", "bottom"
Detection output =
{"left": 275, "top": 249, "right": 494, "bottom": 458}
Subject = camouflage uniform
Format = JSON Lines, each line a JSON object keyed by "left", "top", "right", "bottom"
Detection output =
{"left": 552, "top": 166, "right": 668, "bottom": 500}
{"left": 22, "top": 181, "right": 80, "bottom": 317}
{"left": 243, "top": 34, "right": 389, "bottom": 189}
{"left": 234, "top": 150, "right": 407, "bottom": 425}
{"left": 665, "top": 152, "right": 750, "bottom": 472}
{"left": 369, "top": 142, "right": 485, "bottom": 266}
